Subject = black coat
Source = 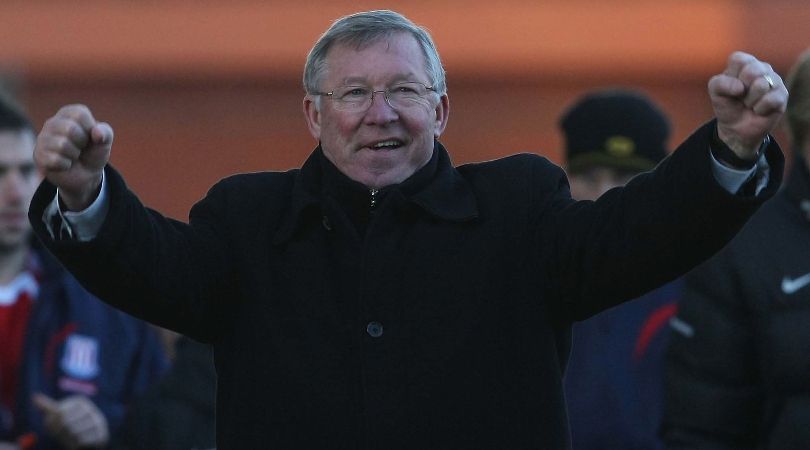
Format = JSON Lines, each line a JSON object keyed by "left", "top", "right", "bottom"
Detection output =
{"left": 663, "top": 155, "right": 810, "bottom": 450}
{"left": 29, "top": 122, "right": 782, "bottom": 450}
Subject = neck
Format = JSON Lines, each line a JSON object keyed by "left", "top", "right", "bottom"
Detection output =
{"left": 0, "top": 245, "right": 29, "bottom": 285}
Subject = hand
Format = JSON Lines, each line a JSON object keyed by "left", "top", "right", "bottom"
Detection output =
{"left": 35, "top": 104, "right": 113, "bottom": 211}
{"left": 32, "top": 393, "right": 109, "bottom": 449}
{"left": 709, "top": 51, "right": 788, "bottom": 158}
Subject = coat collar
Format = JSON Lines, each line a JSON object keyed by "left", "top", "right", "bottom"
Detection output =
{"left": 273, "top": 141, "right": 478, "bottom": 244}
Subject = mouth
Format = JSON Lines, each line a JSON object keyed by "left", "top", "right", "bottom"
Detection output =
{"left": 363, "top": 139, "right": 405, "bottom": 151}
{"left": 0, "top": 211, "right": 25, "bottom": 220}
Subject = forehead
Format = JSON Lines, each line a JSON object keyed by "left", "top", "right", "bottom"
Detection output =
{"left": 323, "top": 32, "right": 429, "bottom": 85}
{"left": 0, "top": 130, "right": 35, "bottom": 165}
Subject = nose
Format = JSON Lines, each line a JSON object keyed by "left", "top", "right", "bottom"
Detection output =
{"left": 363, "top": 90, "right": 399, "bottom": 124}
{"left": 2, "top": 170, "right": 27, "bottom": 203}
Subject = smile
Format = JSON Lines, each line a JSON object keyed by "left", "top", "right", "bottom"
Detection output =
{"left": 367, "top": 139, "right": 404, "bottom": 150}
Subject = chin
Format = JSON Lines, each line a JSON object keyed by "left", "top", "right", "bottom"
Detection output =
{"left": 373, "top": 168, "right": 416, "bottom": 188}
{"left": 0, "top": 241, "right": 26, "bottom": 254}
{"left": 341, "top": 162, "right": 400, "bottom": 188}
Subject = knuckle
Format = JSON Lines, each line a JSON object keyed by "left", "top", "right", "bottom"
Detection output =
{"left": 730, "top": 50, "right": 749, "bottom": 62}
{"left": 62, "top": 120, "right": 78, "bottom": 135}
{"left": 59, "top": 103, "right": 87, "bottom": 114}
{"left": 739, "top": 64, "right": 756, "bottom": 78}
{"left": 43, "top": 117, "right": 75, "bottom": 139}
{"left": 45, "top": 150, "right": 64, "bottom": 166}
{"left": 58, "top": 104, "right": 93, "bottom": 125}
{"left": 42, "top": 116, "right": 63, "bottom": 133}
{"left": 54, "top": 136, "right": 70, "bottom": 153}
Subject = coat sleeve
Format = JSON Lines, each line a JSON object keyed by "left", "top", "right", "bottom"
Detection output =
{"left": 28, "top": 165, "right": 235, "bottom": 343}
{"left": 661, "top": 242, "right": 764, "bottom": 449}
{"left": 536, "top": 121, "right": 783, "bottom": 321}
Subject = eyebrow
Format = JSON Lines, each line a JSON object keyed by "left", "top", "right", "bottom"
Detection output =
{"left": 341, "top": 73, "right": 419, "bottom": 86}
{"left": 0, "top": 162, "right": 34, "bottom": 171}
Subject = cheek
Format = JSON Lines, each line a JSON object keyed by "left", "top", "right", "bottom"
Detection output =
{"left": 26, "top": 181, "right": 38, "bottom": 198}
{"left": 325, "top": 117, "right": 361, "bottom": 145}
{"left": 402, "top": 110, "right": 438, "bottom": 138}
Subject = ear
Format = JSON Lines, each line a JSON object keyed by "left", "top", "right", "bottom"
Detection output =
{"left": 303, "top": 95, "right": 322, "bottom": 140}
{"left": 433, "top": 94, "right": 450, "bottom": 139}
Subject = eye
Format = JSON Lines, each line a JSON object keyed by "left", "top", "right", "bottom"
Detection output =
{"left": 339, "top": 87, "right": 369, "bottom": 100}
{"left": 20, "top": 164, "right": 36, "bottom": 179}
{"left": 392, "top": 85, "right": 418, "bottom": 94}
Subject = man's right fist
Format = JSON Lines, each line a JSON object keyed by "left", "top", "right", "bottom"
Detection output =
{"left": 35, "top": 104, "right": 113, "bottom": 211}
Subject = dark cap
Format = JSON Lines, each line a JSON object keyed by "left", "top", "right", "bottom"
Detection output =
{"left": 560, "top": 89, "right": 670, "bottom": 174}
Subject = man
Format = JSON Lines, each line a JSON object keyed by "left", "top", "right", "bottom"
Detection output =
{"left": 663, "top": 50, "right": 810, "bottom": 450}
{"left": 561, "top": 90, "right": 677, "bottom": 450}
{"left": 562, "top": 90, "right": 671, "bottom": 201}
{"left": 28, "top": 10, "right": 786, "bottom": 449}
{"left": 0, "top": 96, "right": 166, "bottom": 450}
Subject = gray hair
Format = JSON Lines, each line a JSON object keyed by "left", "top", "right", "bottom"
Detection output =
{"left": 303, "top": 10, "right": 447, "bottom": 100}
{"left": 786, "top": 49, "right": 810, "bottom": 149}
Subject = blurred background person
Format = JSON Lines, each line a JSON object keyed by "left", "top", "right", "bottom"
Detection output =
{"left": 663, "top": 49, "right": 810, "bottom": 450}
{"left": 561, "top": 89, "right": 676, "bottom": 450}
{"left": 0, "top": 94, "right": 167, "bottom": 450}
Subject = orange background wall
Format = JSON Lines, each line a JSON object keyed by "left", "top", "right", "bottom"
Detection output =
{"left": 1, "top": 0, "right": 807, "bottom": 220}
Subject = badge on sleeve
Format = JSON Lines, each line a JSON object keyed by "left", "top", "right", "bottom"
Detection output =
{"left": 60, "top": 334, "right": 100, "bottom": 380}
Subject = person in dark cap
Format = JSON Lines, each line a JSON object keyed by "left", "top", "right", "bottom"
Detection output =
{"left": 561, "top": 89, "right": 670, "bottom": 200}
{"left": 562, "top": 89, "right": 677, "bottom": 450}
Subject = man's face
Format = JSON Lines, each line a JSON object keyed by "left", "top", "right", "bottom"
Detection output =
{"left": 568, "top": 166, "right": 637, "bottom": 201}
{"left": 303, "top": 32, "right": 449, "bottom": 189}
{"left": 0, "top": 130, "right": 39, "bottom": 252}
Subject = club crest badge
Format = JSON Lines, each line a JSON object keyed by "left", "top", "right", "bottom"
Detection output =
{"left": 60, "top": 334, "right": 100, "bottom": 380}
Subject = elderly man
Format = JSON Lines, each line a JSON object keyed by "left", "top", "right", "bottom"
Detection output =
{"left": 28, "top": 10, "right": 785, "bottom": 450}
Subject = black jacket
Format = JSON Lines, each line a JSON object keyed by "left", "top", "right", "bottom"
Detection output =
{"left": 663, "top": 154, "right": 810, "bottom": 450}
{"left": 29, "top": 122, "right": 782, "bottom": 450}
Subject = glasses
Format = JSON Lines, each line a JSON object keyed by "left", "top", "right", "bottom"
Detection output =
{"left": 311, "top": 82, "right": 437, "bottom": 112}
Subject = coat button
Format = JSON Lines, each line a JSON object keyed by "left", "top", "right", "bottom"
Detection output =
{"left": 366, "top": 321, "right": 383, "bottom": 338}
{"left": 321, "top": 215, "right": 332, "bottom": 231}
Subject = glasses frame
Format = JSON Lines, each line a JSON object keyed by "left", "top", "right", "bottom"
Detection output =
{"left": 311, "top": 81, "right": 437, "bottom": 112}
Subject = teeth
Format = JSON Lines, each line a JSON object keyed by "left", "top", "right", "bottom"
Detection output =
{"left": 372, "top": 140, "right": 400, "bottom": 149}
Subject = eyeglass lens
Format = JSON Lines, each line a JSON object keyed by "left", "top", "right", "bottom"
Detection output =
{"left": 331, "top": 83, "right": 431, "bottom": 111}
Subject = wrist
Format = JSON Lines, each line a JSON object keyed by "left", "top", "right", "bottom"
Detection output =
{"left": 59, "top": 175, "right": 103, "bottom": 212}
{"left": 712, "top": 125, "right": 767, "bottom": 170}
